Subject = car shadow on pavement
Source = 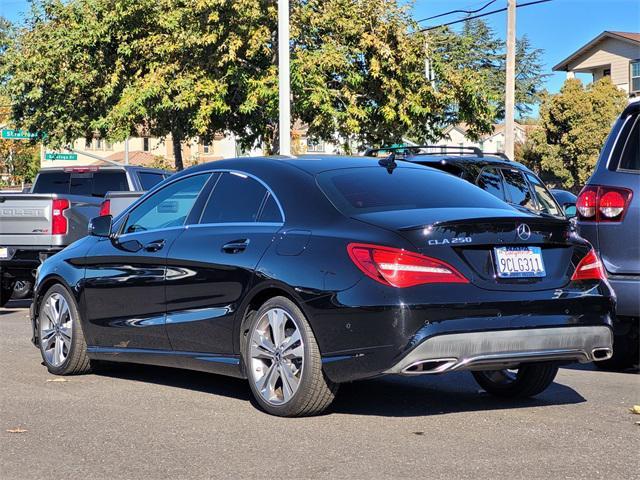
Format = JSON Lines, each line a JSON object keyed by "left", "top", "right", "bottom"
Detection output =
{"left": 0, "top": 299, "right": 32, "bottom": 315}
{"left": 96, "top": 364, "right": 585, "bottom": 417}
{"left": 95, "top": 363, "right": 251, "bottom": 401}
{"left": 331, "top": 372, "right": 586, "bottom": 417}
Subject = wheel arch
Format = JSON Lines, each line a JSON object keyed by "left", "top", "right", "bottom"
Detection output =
{"left": 31, "top": 274, "right": 78, "bottom": 346}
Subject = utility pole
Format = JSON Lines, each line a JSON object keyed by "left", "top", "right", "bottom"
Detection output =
{"left": 278, "top": 0, "right": 291, "bottom": 156}
{"left": 504, "top": 0, "right": 516, "bottom": 160}
{"left": 124, "top": 136, "right": 130, "bottom": 165}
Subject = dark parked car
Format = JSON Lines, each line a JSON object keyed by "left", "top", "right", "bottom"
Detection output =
{"left": 30, "top": 156, "right": 614, "bottom": 416}
{"left": 577, "top": 101, "right": 640, "bottom": 369}
{"left": 365, "top": 146, "right": 567, "bottom": 219}
{"left": 551, "top": 190, "right": 577, "bottom": 218}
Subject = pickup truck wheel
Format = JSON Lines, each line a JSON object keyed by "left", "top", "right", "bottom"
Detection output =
{"left": 595, "top": 326, "right": 639, "bottom": 371}
{"left": 472, "top": 363, "right": 559, "bottom": 398}
{"left": 244, "top": 296, "right": 338, "bottom": 417}
{"left": 12, "top": 280, "right": 33, "bottom": 300}
{"left": 38, "top": 284, "right": 92, "bottom": 375}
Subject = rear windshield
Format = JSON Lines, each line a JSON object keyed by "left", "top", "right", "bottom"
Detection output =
{"left": 138, "top": 171, "right": 167, "bottom": 190}
{"left": 33, "top": 170, "right": 128, "bottom": 197}
{"left": 317, "top": 166, "right": 510, "bottom": 215}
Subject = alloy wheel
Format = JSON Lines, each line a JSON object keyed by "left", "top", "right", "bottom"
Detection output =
{"left": 40, "top": 293, "right": 73, "bottom": 367}
{"left": 249, "top": 308, "right": 304, "bottom": 405}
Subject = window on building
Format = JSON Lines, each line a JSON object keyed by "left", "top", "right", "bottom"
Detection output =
{"left": 203, "top": 143, "right": 211, "bottom": 154}
{"left": 143, "top": 138, "right": 150, "bottom": 152}
{"left": 307, "top": 138, "right": 325, "bottom": 153}
{"left": 85, "top": 138, "right": 92, "bottom": 149}
{"left": 631, "top": 60, "right": 640, "bottom": 93}
{"left": 603, "top": 68, "right": 611, "bottom": 77}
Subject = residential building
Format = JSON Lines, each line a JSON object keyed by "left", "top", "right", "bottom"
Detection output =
{"left": 553, "top": 31, "right": 640, "bottom": 97}
{"left": 440, "top": 122, "right": 530, "bottom": 155}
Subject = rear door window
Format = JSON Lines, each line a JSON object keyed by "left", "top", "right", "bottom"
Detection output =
{"left": 618, "top": 115, "right": 639, "bottom": 172}
{"left": 477, "top": 168, "right": 506, "bottom": 201}
{"left": 525, "top": 174, "right": 561, "bottom": 217}
{"left": 138, "top": 172, "right": 167, "bottom": 190}
{"left": 90, "top": 171, "right": 129, "bottom": 196}
{"left": 500, "top": 169, "right": 536, "bottom": 211}
{"left": 200, "top": 172, "right": 269, "bottom": 224}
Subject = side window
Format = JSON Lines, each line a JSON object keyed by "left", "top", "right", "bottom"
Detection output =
{"left": 123, "top": 174, "right": 209, "bottom": 234}
{"left": 258, "top": 193, "right": 284, "bottom": 223}
{"left": 501, "top": 169, "right": 535, "bottom": 210}
{"left": 618, "top": 115, "right": 639, "bottom": 171}
{"left": 477, "top": 168, "right": 506, "bottom": 201}
{"left": 200, "top": 172, "right": 268, "bottom": 224}
{"left": 526, "top": 174, "right": 561, "bottom": 217}
{"left": 138, "top": 172, "right": 166, "bottom": 190}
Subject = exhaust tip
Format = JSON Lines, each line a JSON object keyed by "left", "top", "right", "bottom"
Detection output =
{"left": 592, "top": 348, "right": 613, "bottom": 361}
{"left": 402, "top": 358, "right": 458, "bottom": 375}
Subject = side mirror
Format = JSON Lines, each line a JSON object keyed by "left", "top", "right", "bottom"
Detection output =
{"left": 563, "top": 204, "right": 577, "bottom": 219}
{"left": 88, "top": 215, "right": 113, "bottom": 237}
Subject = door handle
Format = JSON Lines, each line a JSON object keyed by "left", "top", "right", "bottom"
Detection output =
{"left": 144, "top": 240, "right": 165, "bottom": 252}
{"left": 222, "top": 239, "right": 250, "bottom": 254}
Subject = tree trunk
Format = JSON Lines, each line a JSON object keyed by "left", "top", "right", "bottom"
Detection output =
{"left": 172, "top": 130, "right": 184, "bottom": 171}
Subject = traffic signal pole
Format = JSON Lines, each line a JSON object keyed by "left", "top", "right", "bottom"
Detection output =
{"left": 278, "top": 0, "right": 291, "bottom": 156}
{"left": 504, "top": 0, "right": 516, "bottom": 160}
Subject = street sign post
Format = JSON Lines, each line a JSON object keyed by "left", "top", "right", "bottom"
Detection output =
{"left": 45, "top": 152, "right": 78, "bottom": 161}
{"left": 1, "top": 129, "right": 45, "bottom": 140}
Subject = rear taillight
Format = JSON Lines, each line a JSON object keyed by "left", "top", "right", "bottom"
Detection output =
{"left": 99, "top": 199, "right": 111, "bottom": 216}
{"left": 576, "top": 186, "right": 632, "bottom": 222}
{"left": 571, "top": 249, "right": 606, "bottom": 281}
{"left": 347, "top": 243, "right": 469, "bottom": 288}
{"left": 52, "top": 199, "right": 69, "bottom": 235}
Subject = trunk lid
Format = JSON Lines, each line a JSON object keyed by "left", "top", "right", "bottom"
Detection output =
{"left": 0, "top": 193, "right": 60, "bottom": 247}
{"left": 353, "top": 208, "right": 580, "bottom": 292}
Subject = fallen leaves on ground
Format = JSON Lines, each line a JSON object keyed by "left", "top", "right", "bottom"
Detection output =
{"left": 629, "top": 405, "right": 640, "bottom": 415}
{"left": 6, "top": 428, "right": 27, "bottom": 433}
{"left": 46, "top": 378, "right": 69, "bottom": 383}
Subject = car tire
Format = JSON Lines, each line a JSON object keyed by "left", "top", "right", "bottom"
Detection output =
{"left": 38, "top": 284, "right": 92, "bottom": 375}
{"left": 472, "top": 363, "right": 559, "bottom": 398}
{"left": 12, "top": 280, "right": 33, "bottom": 300}
{"left": 244, "top": 296, "right": 338, "bottom": 417}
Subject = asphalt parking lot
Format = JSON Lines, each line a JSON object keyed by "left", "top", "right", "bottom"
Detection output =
{"left": 1, "top": 300, "right": 638, "bottom": 480}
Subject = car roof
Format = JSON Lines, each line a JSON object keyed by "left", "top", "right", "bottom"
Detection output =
{"left": 404, "top": 155, "right": 536, "bottom": 175}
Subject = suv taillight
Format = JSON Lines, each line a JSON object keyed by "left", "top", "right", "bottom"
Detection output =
{"left": 571, "top": 249, "right": 606, "bottom": 281}
{"left": 576, "top": 186, "right": 632, "bottom": 222}
{"left": 99, "top": 199, "right": 111, "bottom": 216}
{"left": 347, "top": 243, "right": 469, "bottom": 288}
{"left": 52, "top": 199, "right": 69, "bottom": 235}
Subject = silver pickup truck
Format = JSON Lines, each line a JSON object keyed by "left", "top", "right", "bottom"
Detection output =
{"left": 0, "top": 165, "right": 168, "bottom": 306}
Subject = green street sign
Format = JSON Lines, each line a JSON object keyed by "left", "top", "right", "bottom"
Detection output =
{"left": 1, "top": 129, "right": 45, "bottom": 140}
{"left": 45, "top": 152, "right": 78, "bottom": 161}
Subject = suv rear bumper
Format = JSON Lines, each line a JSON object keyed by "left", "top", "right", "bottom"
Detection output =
{"left": 385, "top": 326, "right": 613, "bottom": 375}
{"left": 607, "top": 274, "right": 640, "bottom": 318}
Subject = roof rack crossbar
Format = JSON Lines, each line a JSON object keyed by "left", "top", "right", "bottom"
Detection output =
{"left": 364, "top": 145, "right": 484, "bottom": 158}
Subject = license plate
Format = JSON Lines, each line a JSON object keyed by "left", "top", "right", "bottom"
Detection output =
{"left": 0, "top": 247, "right": 8, "bottom": 259}
{"left": 494, "top": 246, "right": 545, "bottom": 278}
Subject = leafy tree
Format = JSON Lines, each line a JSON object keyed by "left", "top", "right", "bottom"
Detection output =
{"left": 5, "top": 0, "right": 497, "bottom": 169}
{"left": 520, "top": 78, "right": 627, "bottom": 190}
{"left": 429, "top": 19, "right": 547, "bottom": 119}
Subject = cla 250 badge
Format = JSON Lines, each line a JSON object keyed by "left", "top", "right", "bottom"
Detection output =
{"left": 428, "top": 237, "right": 472, "bottom": 246}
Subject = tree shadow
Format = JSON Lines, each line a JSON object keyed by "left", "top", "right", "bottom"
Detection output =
{"left": 95, "top": 363, "right": 586, "bottom": 418}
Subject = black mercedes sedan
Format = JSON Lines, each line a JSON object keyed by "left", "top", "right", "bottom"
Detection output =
{"left": 30, "top": 155, "right": 614, "bottom": 416}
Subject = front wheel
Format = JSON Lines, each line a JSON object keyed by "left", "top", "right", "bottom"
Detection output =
{"left": 38, "top": 284, "right": 92, "bottom": 375}
{"left": 472, "top": 363, "right": 559, "bottom": 398}
{"left": 244, "top": 296, "right": 338, "bottom": 417}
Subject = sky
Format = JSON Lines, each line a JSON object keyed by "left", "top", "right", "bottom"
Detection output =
{"left": 1, "top": 0, "right": 639, "bottom": 105}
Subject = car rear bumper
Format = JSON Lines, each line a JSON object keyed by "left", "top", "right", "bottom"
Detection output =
{"left": 607, "top": 274, "right": 640, "bottom": 318}
{"left": 384, "top": 326, "right": 613, "bottom": 375}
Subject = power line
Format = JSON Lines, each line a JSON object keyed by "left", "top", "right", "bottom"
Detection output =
{"left": 417, "top": 0, "right": 552, "bottom": 33}
{"left": 415, "top": 0, "right": 498, "bottom": 24}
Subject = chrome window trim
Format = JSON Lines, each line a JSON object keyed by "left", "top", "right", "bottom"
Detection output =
{"left": 605, "top": 114, "right": 632, "bottom": 170}
{"left": 187, "top": 222, "right": 284, "bottom": 229}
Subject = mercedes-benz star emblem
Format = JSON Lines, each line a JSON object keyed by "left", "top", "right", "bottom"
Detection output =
{"left": 517, "top": 223, "right": 531, "bottom": 241}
